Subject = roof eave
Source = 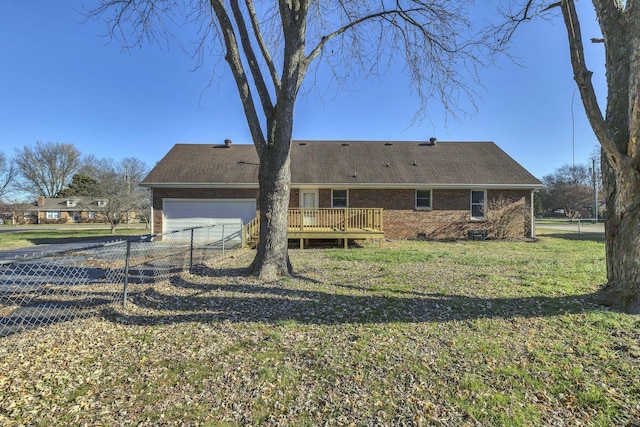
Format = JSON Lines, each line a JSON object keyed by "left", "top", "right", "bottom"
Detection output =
{"left": 142, "top": 182, "right": 543, "bottom": 190}
{"left": 141, "top": 182, "right": 260, "bottom": 189}
{"left": 292, "top": 182, "right": 544, "bottom": 190}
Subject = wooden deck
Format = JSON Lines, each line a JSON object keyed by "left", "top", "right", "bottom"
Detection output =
{"left": 243, "top": 208, "right": 384, "bottom": 248}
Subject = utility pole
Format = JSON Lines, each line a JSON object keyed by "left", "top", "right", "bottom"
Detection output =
{"left": 592, "top": 158, "right": 598, "bottom": 223}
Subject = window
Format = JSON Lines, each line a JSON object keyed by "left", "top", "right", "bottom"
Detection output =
{"left": 46, "top": 211, "right": 61, "bottom": 220}
{"left": 88, "top": 211, "right": 96, "bottom": 219}
{"left": 416, "top": 190, "right": 432, "bottom": 209}
{"left": 66, "top": 199, "right": 78, "bottom": 207}
{"left": 97, "top": 200, "right": 108, "bottom": 207}
{"left": 471, "top": 190, "right": 486, "bottom": 220}
{"left": 332, "top": 189, "right": 348, "bottom": 208}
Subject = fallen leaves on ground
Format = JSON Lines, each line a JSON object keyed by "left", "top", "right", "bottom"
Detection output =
{"left": 1, "top": 240, "right": 639, "bottom": 426}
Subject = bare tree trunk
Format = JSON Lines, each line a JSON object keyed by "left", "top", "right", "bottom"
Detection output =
{"left": 558, "top": 0, "right": 640, "bottom": 313}
{"left": 596, "top": 1, "right": 640, "bottom": 313}
{"left": 250, "top": 143, "right": 293, "bottom": 280}
{"left": 249, "top": 97, "right": 296, "bottom": 279}
{"left": 600, "top": 160, "right": 640, "bottom": 312}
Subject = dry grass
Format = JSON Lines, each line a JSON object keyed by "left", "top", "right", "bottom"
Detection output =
{"left": 1, "top": 237, "right": 639, "bottom": 426}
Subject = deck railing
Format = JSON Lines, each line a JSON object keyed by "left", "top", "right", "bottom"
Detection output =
{"left": 243, "top": 216, "right": 260, "bottom": 248}
{"left": 287, "top": 208, "right": 383, "bottom": 232}
{"left": 243, "top": 208, "right": 384, "bottom": 247}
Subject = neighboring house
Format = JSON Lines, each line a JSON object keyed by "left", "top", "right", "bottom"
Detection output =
{"left": 141, "top": 140, "right": 544, "bottom": 243}
{"left": 33, "top": 196, "right": 110, "bottom": 223}
{"left": 0, "top": 202, "right": 39, "bottom": 225}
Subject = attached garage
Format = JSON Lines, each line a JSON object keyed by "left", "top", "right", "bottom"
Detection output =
{"left": 163, "top": 198, "right": 257, "bottom": 243}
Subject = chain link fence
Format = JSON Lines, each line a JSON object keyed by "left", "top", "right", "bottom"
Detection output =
{"left": 0, "top": 223, "right": 242, "bottom": 338}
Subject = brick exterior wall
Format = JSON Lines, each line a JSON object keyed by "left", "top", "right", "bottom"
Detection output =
{"left": 152, "top": 187, "right": 532, "bottom": 240}
{"left": 313, "top": 188, "right": 532, "bottom": 240}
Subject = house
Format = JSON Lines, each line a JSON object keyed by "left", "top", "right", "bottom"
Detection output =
{"left": 0, "top": 202, "right": 41, "bottom": 225}
{"left": 141, "top": 140, "right": 544, "bottom": 244}
{"left": 34, "top": 196, "right": 110, "bottom": 223}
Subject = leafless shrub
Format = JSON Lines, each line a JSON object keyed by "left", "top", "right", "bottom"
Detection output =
{"left": 486, "top": 196, "right": 529, "bottom": 239}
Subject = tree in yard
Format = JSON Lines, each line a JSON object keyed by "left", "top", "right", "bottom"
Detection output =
{"left": 541, "top": 163, "right": 594, "bottom": 218}
{"left": 116, "top": 157, "right": 150, "bottom": 227}
{"left": 501, "top": 0, "right": 640, "bottom": 312}
{"left": 88, "top": 157, "right": 149, "bottom": 233}
{"left": 0, "top": 152, "right": 18, "bottom": 201}
{"left": 55, "top": 156, "right": 149, "bottom": 232}
{"left": 91, "top": 0, "right": 497, "bottom": 280}
{"left": 14, "top": 141, "right": 82, "bottom": 198}
{"left": 56, "top": 174, "right": 102, "bottom": 198}
{"left": 533, "top": 191, "right": 543, "bottom": 217}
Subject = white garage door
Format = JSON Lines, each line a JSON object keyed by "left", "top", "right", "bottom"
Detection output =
{"left": 163, "top": 199, "right": 257, "bottom": 243}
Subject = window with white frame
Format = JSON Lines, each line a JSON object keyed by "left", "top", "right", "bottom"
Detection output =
{"left": 470, "top": 190, "right": 486, "bottom": 220}
{"left": 88, "top": 211, "right": 96, "bottom": 219}
{"left": 97, "top": 199, "right": 108, "bottom": 207}
{"left": 331, "top": 189, "right": 348, "bottom": 208}
{"left": 416, "top": 189, "right": 432, "bottom": 209}
{"left": 46, "top": 211, "right": 61, "bottom": 220}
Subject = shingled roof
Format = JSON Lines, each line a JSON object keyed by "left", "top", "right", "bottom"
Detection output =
{"left": 141, "top": 141, "right": 543, "bottom": 188}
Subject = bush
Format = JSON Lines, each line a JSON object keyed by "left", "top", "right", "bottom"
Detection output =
{"left": 487, "top": 196, "right": 530, "bottom": 239}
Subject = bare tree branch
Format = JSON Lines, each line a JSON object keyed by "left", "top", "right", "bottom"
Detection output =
{"left": 560, "top": 0, "right": 622, "bottom": 168}
{"left": 0, "top": 152, "right": 18, "bottom": 200}
{"left": 492, "top": 0, "right": 560, "bottom": 48}
{"left": 245, "top": 0, "right": 281, "bottom": 92}
{"left": 14, "top": 142, "right": 81, "bottom": 197}
{"left": 209, "top": 0, "right": 267, "bottom": 154}
{"left": 229, "top": 0, "right": 274, "bottom": 117}
{"left": 278, "top": 0, "right": 311, "bottom": 96}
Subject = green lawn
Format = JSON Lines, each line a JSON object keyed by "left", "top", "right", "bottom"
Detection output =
{"left": 1, "top": 235, "right": 638, "bottom": 426}
{"left": 0, "top": 225, "right": 148, "bottom": 250}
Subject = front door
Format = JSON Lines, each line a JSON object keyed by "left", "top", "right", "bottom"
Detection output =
{"left": 300, "top": 190, "right": 318, "bottom": 226}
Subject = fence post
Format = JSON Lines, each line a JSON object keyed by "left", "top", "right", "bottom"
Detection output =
{"left": 190, "top": 228, "right": 195, "bottom": 272}
{"left": 222, "top": 224, "right": 225, "bottom": 256}
{"left": 123, "top": 240, "right": 132, "bottom": 308}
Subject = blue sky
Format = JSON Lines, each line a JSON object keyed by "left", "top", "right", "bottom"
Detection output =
{"left": 1, "top": 1, "right": 606, "bottom": 187}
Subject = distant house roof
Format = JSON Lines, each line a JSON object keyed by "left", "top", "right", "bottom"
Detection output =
{"left": 35, "top": 197, "right": 108, "bottom": 211}
{"left": 141, "top": 141, "right": 543, "bottom": 189}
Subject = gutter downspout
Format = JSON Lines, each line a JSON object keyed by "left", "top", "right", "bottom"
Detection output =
{"left": 149, "top": 188, "right": 154, "bottom": 235}
{"left": 530, "top": 190, "right": 536, "bottom": 238}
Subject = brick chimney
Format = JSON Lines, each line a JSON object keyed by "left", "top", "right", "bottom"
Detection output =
{"left": 37, "top": 196, "right": 45, "bottom": 207}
